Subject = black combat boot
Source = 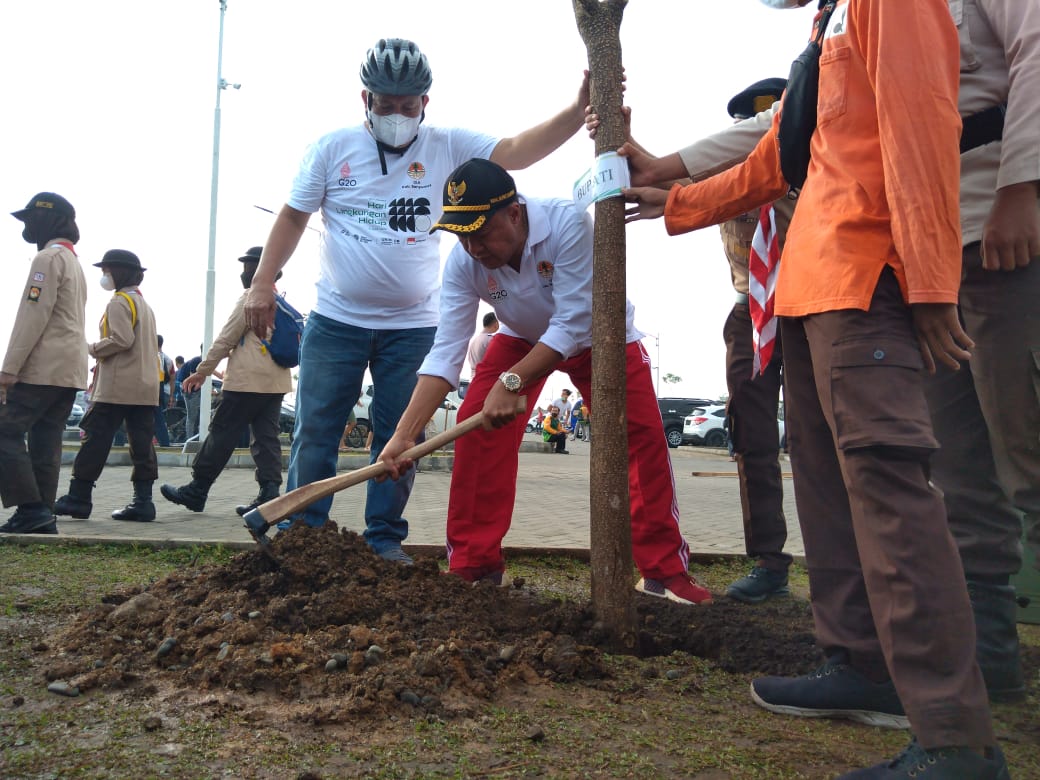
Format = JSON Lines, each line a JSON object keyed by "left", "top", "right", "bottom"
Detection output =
{"left": 235, "top": 481, "right": 280, "bottom": 516}
{"left": 968, "top": 578, "right": 1026, "bottom": 703}
{"left": 159, "top": 477, "right": 212, "bottom": 513}
{"left": 112, "top": 480, "right": 157, "bottom": 522}
{"left": 54, "top": 478, "right": 94, "bottom": 519}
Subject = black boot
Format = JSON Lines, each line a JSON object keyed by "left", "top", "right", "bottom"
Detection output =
{"left": 54, "top": 478, "right": 94, "bottom": 519}
{"left": 968, "top": 578, "right": 1026, "bottom": 703}
{"left": 235, "top": 481, "right": 280, "bottom": 517}
{"left": 159, "top": 477, "right": 212, "bottom": 513}
{"left": 112, "top": 480, "right": 157, "bottom": 522}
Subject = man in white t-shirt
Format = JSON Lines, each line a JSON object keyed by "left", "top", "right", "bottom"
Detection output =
{"left": 244, "top": 38, "right": 588, "bottom": 564}
{"left": 466, "top": 311, "right": 498, "bottom": 377}
{"left": 379, "top": 159, "right": 712, "bottom": 606}
{"left": 552, "top": 388, "right": 574, "bottom": 429}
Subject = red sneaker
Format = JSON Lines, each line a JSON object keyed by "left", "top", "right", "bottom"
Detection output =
{"left": 636, "top": 572, "right": 713, "bottom": 605}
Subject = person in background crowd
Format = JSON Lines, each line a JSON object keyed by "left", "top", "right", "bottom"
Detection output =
{"left": 55, "top": 250, "right": 159, "bottom": 523}
{"left": 154, "top": 334, "right": 175, "bottom": 448}
{"left": 0, "top": 192, "right": 87, "bottom": 535}
{"left": 160, "top": 246, "right": 293, "bottom": 517}
{"left": 466, "top": 311, "right": 499, "bottom": 377}
{"left": 552, "top": 388, "right": 574, "bottom": 430}
{"left": 542, "top": 405, "right": 568, "bottom": 454}
{"left": 177, "top": 348, "right": 203, "bottom": 442}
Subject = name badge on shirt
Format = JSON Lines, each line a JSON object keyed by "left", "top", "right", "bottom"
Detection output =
{"left": 824, "top": 4, "right": 849, "bottom": 39}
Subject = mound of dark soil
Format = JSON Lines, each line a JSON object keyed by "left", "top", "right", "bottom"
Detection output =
{"left": 46, "top": 524, "right": 821, "bottom": 720}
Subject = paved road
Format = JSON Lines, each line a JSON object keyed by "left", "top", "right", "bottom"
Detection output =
{"left": 18, "top": 436, "right": 804, "bottom": 562}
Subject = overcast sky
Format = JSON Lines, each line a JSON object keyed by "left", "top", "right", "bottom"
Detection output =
{"left": 1, "top": 0, "right": 814, "bottom": 408}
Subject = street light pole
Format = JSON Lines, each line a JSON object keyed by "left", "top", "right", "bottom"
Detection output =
{"left": 199, "top": 0, "right": 238, "bottom": 442}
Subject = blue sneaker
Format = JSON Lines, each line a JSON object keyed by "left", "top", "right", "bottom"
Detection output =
{"left": 726, "top": 566, "right": 790, "bottom": 603}
{"left": 377, "top": 546, "right": 414, "bottom": 566}
{"left": 838, "top": 738, "right": 1010, "bottom": 779}
{"left": 751, "top": 652, "right": 908, "bottom": 729}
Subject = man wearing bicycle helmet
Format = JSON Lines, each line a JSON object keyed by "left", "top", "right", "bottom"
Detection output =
{"left": 244, "top": 38, "right": 588, "bottom": 564}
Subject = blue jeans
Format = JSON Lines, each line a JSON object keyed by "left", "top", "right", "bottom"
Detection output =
{"left": 153, "top": 389, "right": 171, "bottom": 447}
{"left": 286, "top": 312, "right": 436, "bottom": 552}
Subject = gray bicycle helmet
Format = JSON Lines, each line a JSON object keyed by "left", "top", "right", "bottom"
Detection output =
{"left": 359, "top": 38, "right": 432, "bottom": 96}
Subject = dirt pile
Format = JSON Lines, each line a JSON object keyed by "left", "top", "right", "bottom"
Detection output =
{"left": 43, "top": 524, "right": 821, "bottom": 721}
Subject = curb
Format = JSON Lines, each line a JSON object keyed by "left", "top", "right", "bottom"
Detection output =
{"left": 59, "top": 439, "right": 554, "bottom": 470}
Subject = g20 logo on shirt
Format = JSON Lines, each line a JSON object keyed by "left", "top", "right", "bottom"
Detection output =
{"left": 487, "top": 275, "right": 508, "bottom": 300}
{"left": 338, "top": 160, "right": 357, "bottom": 187}
{"left": 388, "top": 197, "right": 432, "bottom": 233}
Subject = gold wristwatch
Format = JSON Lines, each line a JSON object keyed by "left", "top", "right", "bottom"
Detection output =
{"left": 499, "top": 372, "right": 523, "bottom": 392}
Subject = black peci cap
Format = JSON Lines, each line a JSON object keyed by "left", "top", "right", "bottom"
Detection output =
{"left": 430, "top": 158, "right": 518, "bottom": 235}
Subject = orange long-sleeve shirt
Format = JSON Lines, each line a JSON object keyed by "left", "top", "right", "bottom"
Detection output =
{"left": 665, "top": 0, "right": 963, "bottom": 317}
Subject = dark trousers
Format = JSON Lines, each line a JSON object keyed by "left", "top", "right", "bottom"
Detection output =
{"left": 153, "top": 389, "right": 171, "bottom": 448}
{"left": 192, "top": 391, "right": 283, "bottom": 485}
{"left": 0, "top": 384, "right": 76, "bottom": 509}
{"left": 724, "top": 303, "right": 791, "bottom": 571}
{"left": 544, "top": 432, "right": 567, "bottom": 452}
{"left": 781, "top": 268, "right": 992, "bottom": 749}
{"left": 925, "top": 242, "right": 1039, "bottom": 578}
{"left": 74, "top": 402, "right": 157, "bottom": 483}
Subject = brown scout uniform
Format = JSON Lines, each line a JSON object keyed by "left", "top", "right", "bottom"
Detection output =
{"left": 0, "top": 243, "right": 87, "bottom": 510}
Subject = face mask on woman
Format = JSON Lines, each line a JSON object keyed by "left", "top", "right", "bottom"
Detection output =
{"left": 100, "top": 273, "right": 116, "bottom": 291}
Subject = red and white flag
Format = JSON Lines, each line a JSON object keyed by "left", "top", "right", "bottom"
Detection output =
{"left": 748, "top": 204, "right": 780, "bottom": 376}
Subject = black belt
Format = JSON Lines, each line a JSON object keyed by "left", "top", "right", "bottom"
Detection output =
{"left": 960, "top": 103, "right": 1006, "bottom": 154}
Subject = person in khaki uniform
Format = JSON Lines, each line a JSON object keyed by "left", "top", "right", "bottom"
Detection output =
{"left": 161, "top": 246, "right": 293, "bottom": 515}
{"left": 921, "top": 0, "right": 1040, "bottom": 706}
{"left": 0, "top": 192, "right": 87, "bottom": 535}
{"left": 55, "top": 250, "right": 159, "bottom": 523}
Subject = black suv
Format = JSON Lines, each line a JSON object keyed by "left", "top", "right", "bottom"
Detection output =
{"left": 658, "top": 397, "right": 717, "bottom": 448}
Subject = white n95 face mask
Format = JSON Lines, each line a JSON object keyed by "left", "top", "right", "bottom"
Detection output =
{"left": 760, "top": 0, "right": 804, "bottom": 8}
{"left": 100, "top": 273, "right": 116, "bottom": 291}
{"left": 368, "top": 112, "right": 421, "bottom": 148}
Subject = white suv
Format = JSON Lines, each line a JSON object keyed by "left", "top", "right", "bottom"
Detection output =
{"left": 682, "top": 406, "right": 728, "bottom": 447}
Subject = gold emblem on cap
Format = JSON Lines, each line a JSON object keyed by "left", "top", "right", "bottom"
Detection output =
{"left": 446, "top": 180, "right": 466, "bottom": 206}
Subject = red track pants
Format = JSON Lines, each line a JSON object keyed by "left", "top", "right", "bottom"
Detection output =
{"left": 446, "top": 334, "right": 690, "bottom": 580}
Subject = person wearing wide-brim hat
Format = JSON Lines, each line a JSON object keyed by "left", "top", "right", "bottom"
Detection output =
{"left": 0, "top": 192, "right": 87, "bottom": 535}
{"left": 55, "top": 249, "right": 160, "bottom": 524}
{"left": 160, "top": 246, "right": 291, "bottom": 516}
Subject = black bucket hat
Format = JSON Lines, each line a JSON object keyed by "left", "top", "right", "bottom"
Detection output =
{"left": 94, "top": 249, "right": 146, "bottom": 271}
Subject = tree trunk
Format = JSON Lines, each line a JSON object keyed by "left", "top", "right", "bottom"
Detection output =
{"left": 572, "top": 0, "right": 637, "bottom": 653}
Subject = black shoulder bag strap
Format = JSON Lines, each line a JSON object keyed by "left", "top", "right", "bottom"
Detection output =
{"left": 777, "top": 0, "right": 839, "bottom": 192}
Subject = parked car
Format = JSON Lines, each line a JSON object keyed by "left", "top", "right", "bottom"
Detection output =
{"left": 658, "top": 397, "right": 716, "bottom": 448}
{"left": 66, "top": 400, "right": 86, "bottom": 428}
{"left": 682, "top": 405, "right": 728, "bottom": 447}
{"left": 525, "top": 412, "right": 543, "bottom": 433}
{"left": 683, "top": 405, "right": 786, "bottom": 448}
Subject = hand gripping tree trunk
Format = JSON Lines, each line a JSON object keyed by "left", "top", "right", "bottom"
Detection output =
{"left": 573, "top": 0, "right": 637, "bottom": 652}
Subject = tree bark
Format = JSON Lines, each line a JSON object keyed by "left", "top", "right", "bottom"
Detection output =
{"left": 572, "top": 0, "right": 637, "bottom": 653}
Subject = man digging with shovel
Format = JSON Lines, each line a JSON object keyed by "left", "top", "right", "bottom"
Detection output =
{"left": 378, "top": 158, "right": 711, "bottom": 603}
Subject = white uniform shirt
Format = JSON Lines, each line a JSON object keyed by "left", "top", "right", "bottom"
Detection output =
{"left": 288, "top": 123, "right": 498, "bottom": 329}
{"left": 419, "top": 197, "right": 642, "bottom": 388}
